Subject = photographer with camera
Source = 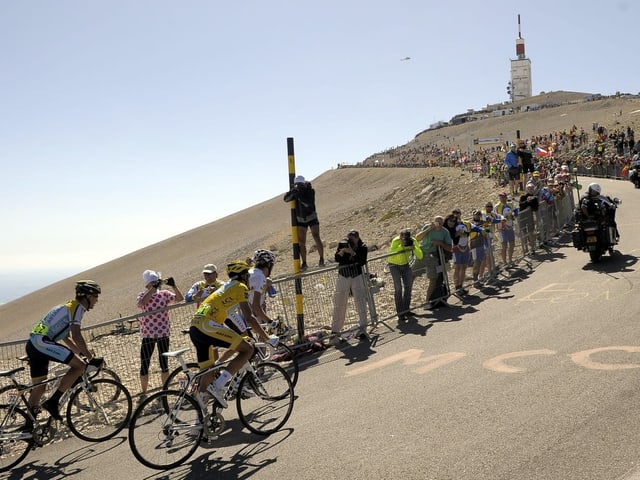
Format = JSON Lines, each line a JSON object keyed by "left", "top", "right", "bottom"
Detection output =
{"left": 388, "top": 229, "right": 423, "bottom": 321}
{"left": 136, "top": 269, "right": 184, "bottom": 400}
{"left": 330, "top": 230, "right": 369, "bottom": 344}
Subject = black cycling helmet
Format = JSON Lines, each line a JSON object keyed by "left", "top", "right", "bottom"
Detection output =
{"left": 227, "top": 260, "right": 251, "bottom": 279}
{"left": 75, "top": 280, "right": 101, "bottom": 297}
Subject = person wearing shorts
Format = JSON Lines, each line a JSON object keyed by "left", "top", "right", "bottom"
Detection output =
{"left": 283, "top": 175, "right": 325, "bottom": 269}
{"left": 452, "top": 223, "right": 471, "bottom": 294}
{"left": 495, "top": 192, "right": 518, "bottom": 265}
{"left": 518, "top": 143, "right": 535, "bottom": 174}
{"left": 470, "top": 210, "right": 488, "bottom": 284}
{"left": 189, "top": 260, "right": 276, "bottom": 408}
{"left": 25, "top": 280, "right": 102, "bottom": 420}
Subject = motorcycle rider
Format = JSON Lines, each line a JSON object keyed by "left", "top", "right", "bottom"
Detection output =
{"left": 579, "top": 182, "right": 619, "bottom": 240}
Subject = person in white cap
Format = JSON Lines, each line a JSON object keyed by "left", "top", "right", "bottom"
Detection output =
{"left": 283, "top": 175, "right": 325, "bottom": 269}
{"left": 185, "top": 264, "right": 222, "bottom": 306}
{"left": 136, "top": 269, "right": 183, "bottom": 399}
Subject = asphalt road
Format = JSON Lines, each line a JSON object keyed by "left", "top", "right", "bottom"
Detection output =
{"left": 4, "top": 177, "right": 640, "bottom": 480}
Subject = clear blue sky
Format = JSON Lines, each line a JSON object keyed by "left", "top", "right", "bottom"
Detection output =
{"left": 1, "top": 1, "right": 638, "bottom": 302}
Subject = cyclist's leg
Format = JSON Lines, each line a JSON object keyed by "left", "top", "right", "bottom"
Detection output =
{"left": 58, "top": 355, "right": 85, "bottom": 392}
{"left": 189, "top": 328, "right": 218, "bottom": 394}
{"left": 26, "top": 336, "right": 78, "bottom": 410}
{"left": 224, "top": 339, "right": 253, "bottom": 378}
{"left": 25, "top": 339, "right": 49, "bottom": 408}
{"left": 218, "top": 316, "right": 248, "bottom": 364}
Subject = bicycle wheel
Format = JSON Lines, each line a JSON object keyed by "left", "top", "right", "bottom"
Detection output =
{"left": 0, "top": 405, "right": 34, "bottom": 472}
{"left": 128, "top": 390, "right": 203, "bottom": 470}
{"left": 66, "top": 379, "right": 132, "bottom": 442}
{"left": 236, "top": 361, "right": 294, "bottom": 436}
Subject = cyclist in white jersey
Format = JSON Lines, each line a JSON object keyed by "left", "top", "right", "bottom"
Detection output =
{"left": 226, "top": 249, "right": 280, "bottom": 334}
{"left": 25, "top": 280, "right": 101, "bottom": 420}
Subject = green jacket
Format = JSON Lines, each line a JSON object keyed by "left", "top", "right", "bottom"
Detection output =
{"left": 388, "top": 236, "right": 423, "bottom": 266}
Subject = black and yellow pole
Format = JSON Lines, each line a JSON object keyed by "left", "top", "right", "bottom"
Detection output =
{"left": 286, "top": 137, "right": 305, "bottom": 338}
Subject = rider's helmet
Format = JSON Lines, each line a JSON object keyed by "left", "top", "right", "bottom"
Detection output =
{"left": 75, "top": 280, "right": 101, "bottom": 297}
{"left": 227, "top": 260, "right": 251, "bottom": 280}
{"left": 588, "top": 182, "right": 601, "bottom": 195}
{"left": 253, "top": 249, "right": 276, "bottom": 268}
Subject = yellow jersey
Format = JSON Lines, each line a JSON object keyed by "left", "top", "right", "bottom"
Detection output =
{"left": 191, "top": 280, "right": 248, "bottom": 334}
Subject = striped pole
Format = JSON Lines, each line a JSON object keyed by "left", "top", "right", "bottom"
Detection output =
{"left": 286, "top": 137, "right": 305, "bottom": 338}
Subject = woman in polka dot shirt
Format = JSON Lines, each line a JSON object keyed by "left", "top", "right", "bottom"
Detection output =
{"left": 136, "top": 269, "right": 184, "bottom": 398}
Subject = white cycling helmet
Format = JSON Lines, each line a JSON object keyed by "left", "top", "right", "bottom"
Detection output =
{"left": 253, "top": 249, "right": 276, "bottom": 267}
{"left": 588, "top": 182, "right": 601, "bottom": 194}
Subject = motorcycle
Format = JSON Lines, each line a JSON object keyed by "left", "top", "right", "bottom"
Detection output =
{"left": 572, "top": 197, "right": 621, "bottom": 262}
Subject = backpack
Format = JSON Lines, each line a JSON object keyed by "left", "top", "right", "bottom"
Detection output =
{"left": 296, "top": 183, "right": 316, "bottom": 217}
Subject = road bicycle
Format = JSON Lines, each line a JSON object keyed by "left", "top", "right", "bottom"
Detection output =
{"left": 0, "top": 361, "right": 132, "bottom": 472}
{"left": 127, "top": 347, "right": 294, "bottom": 470}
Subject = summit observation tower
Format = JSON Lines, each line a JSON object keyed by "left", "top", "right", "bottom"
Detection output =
{"left": 509, "top": 14, "right": 532, "bottom": 102}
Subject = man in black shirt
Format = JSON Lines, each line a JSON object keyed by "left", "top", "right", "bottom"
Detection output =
{"left": 330, "top": 230, "right": 369, "bottom": 342}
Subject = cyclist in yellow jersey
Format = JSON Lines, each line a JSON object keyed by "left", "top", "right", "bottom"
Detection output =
{"left": 25, "top": 280, "right": 102, "bottom": 420}
{"left": 189, "top": 260, "right": 276, "bottom": 408}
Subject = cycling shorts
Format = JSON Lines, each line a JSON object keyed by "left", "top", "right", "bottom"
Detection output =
{"left": 189, "top": 324, "right": 246, "bottom": 369}
{"left": 26, "top": 335, "right": 75, "bottom": 380}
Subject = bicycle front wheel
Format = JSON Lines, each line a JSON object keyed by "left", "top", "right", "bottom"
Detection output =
{"left": 237, "top": 361, "right": 294, "bottom": 435}
{"left": 0, "top": 405, "right": 34, "bottom": 472}
{"left": 128, "top": 390, "right": 203, "bottom": 470}
{"left": 66, "top": 378, "right": 132, "bottom": 442}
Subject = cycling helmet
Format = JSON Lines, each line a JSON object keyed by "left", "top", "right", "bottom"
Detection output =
{"left": 588, "top": 182, "right": 601, "bottom": 194}
{"left": 75, "top": 280, "right": 101, "bottom": 297}
{"left": 227, "top": 260, "right": 251, "bottom": 279}
{"left": 253, "top": 249, "right": 276, "bottom": 267}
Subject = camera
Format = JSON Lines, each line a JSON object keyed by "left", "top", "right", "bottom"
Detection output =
{"left": 153, "top": 276, "right": 175, "bottom": 288}
{"left": 338, "top": 239, "right": 350, "bottom": 250}
{"left": 401, "top": 236, "right": 414, "bottom": 247}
